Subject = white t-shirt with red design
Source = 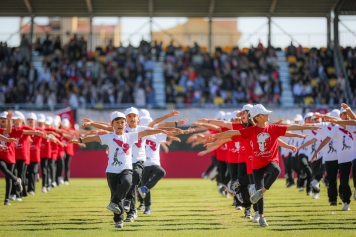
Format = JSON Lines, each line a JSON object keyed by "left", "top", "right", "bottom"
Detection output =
{"left": 125, "top": 125, "right": 148, "bottom": 163}
{"left": 144, "top": 133, "right": 167, "bottom": 167}
{"left": 346, "top": 125, "right": 356, "bottom": 154}
{"left": 327, "top": 125, "right": 354, "bottom": 164}
{"left": 240, "top": 124, "right": 287, "bottom": 170}
{"left": 317, "top": 122, "right": 338, "bottom": 162}
{"left": 301, "top": 129, "right": 323, "bottom": 162}
{"left": 100, "top": 132, "right": 138, "bottom": 174}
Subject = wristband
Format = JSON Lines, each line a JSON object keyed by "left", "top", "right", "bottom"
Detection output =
{"left": 175, "top": 121, "right": 178, "bottom": 128}
{"left": 79, "top": 137, "right": 83, "bottom": 143}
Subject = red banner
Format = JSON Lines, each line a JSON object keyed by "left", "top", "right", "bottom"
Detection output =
{"left": 55, "top": 107, "right": 75, "bottom": 128}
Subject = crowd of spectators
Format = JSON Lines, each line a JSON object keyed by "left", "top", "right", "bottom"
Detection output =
{"left": 341, "top": 47, "right": 356, "bottom": 107}
{"left": 163, "top": 41, "right": 282, "bottom": 107}
{"left": 287, "top": 43, "right": 347, "bottom": 107}
{"left": 0, "top": 34, "right": 159, "bottom": 110}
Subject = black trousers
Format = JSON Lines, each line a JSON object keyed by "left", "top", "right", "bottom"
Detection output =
{"left": 352, "top": 159, "right": 356, "bottom": 189}
{"left": 56, "top": 157, "right": 64, "bottom": 184}
{"left": 310, "top": 158, "right": 325, "bottom": 194}
{"left": 27, "top": 162, "right": 39, "bottom": 193}
{"left": 204, "top": 155, "right": 217, "bottom": 175}
{"left": 236, "top": 163, "right": 252, "bottom": 208}
{"left": 107, "top": 170, "right": 133, "bottom": 223}
{"left": 339, "top": 161, "right": 352, "bottom": 204}
{"left": 299, "top": 153, "right": 312, "bottom": 193}
{"left": 12, "top": 160, "right": 27, "bottom": 198}
{"left": 291, "top": 154, "right": 302, "bottom": 187}
{"left": 125, "top": 161, "right": 144, "bottom": 215}
{"left": 217, "top": 160, "right": 230, "bottom": 185}
{"left": 41, "top": 158, "right": 49, "bottom": 188}
{"left": 64, "top": 153, "right": 72, "bottom": 182}
{"left": 48, "top": 158, "right": 56, "bottom": 185}
{"left": 253, "top": 162, "right": 281, "bottom": 215}
{"left": 141, "top": 165, "right": 166, "bottom": 207}
{"left": 0, "top": 160, "right": 16, "bottom": 201}
{"left": 325, "top": 160, "right": 339, "bottom": 202}
{"left": 284, "top": 154, "right": 294, "bottom": 184}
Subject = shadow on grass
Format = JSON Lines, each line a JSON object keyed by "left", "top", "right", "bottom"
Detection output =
{"left": 1, "top": 228, "right": 101, "bottom": 231}
{"left": 273, "top": 227, "right": 356, "bottom": 231}
{"left": 113, "top": 227, "right": 227, "bottom": 232}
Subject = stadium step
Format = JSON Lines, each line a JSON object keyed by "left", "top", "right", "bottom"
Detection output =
{"left": 152, "top": 61, "right": 166, "bottom": 108}
{"left": 277, "top": 51, "right": 294, "bottom": 107}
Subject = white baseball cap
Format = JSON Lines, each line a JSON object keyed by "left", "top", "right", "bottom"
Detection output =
{"left": 224, "top": 112, "right": 232, "bottom": 121}
{"left": 110, "top": 111, "right": 126, "bottom": 122}
{"left": 62, "top": 118, "right": 71, "bottom": 128}
{"left": 54, "top": 115, "right": 61, "bottom": 124}
{"left": 37, "top": 114, "right": 46, "bottom": 123}
{"left": 293, "top": 114, "right": 303, "bottom": 121}
{"left": 249, "top": 104, "right": 272, "bottom": 118}
{"left": 140, "top": 116, "right": 153, "bottom": 126}
{"left": 340, "top": 107, "right": 347, "bottom": 114}
{"left": 304, "top": 112, "right": 314, "bottom": 120}
{"left": 285, "top": 119, "right": 291, "bottom": 125}
{"left": 125, "top": 107, "right": 139, "bottom": 116}
{"left": 214, "top": 111, "right": 225, "bottom": 120}
{"left": 329, "top": 109, "right": 340, "bottom": 118}
{"left": 45, "top": 116, "right": 53, "bottom": 125}
{"left": 27, "top": 112, "right": 37, "bottom": 120}
{"left": 241, "top": 104, "right": 253, "bottom": 111}
{"left": 139, "top": 109, "right": 150, "bottom": 118}
{"left": 53, "top": 118, "right": 60, "bottom": 127}
{"left": 231, "top": 110, "right": 240, "bottom": 119}
{"left": 12, "top": 111, "right": 25, "bottom": 120}
{"left": 0, "top": 111, "right": 8, "bottom": 118}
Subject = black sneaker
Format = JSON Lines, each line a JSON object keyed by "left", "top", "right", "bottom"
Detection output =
{"left": 123, "top": 200, "right": 131, "bottom": 213}
{"left": 330, "top": 201, "right": 337, "bottom": 206}
{"left": 125, "top": 215, "right": 134, "bottom": 222}
{"left": 14, "top": 178, "right": 23, "bottom": 193}
{"left": 4, "top": 199, "right": 11, "bottom": 206}
{"left": 115, "top": 220, "right": 124, "bottom": 228}
{"left": 137, "top": 203, "right": 145, "bottom": 210}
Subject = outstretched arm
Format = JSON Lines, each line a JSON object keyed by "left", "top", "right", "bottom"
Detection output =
{"left": 297, "top": 138, "right": 317, "bottom": 151}
{"left": 138, "top": 129, "right": 169, "bottom": 139}
{"left": 311, "top": 137, "right": 331, "bottom": 162}
{"left": 154, "top": 118, "right": 188, "bottom": 129}
{"left": 197, "top": 118, "right": 233, "bottom": 130}
{"left": 341, "top": 103, "right": 356, "bottom": 120}
{"left": 69, "top": 135, "right": 101, "bottom": 144}
{"left": 148, "top": 110, "right": 180, "bottom": 128}
{"left": 287, "top": 125, "right": 320, "bottom": 131}
{"left": 278, "top": 138, "right": 297, "bottom": 153}
{"left": 284, "top": 131, "right": 308, "bottom": 138}
{"left": 211, "top": 130, "right": 241, "bottom": 140}
{"left": 193, "top": 122, "right": 222, "bottom": 132}
{"left": 82, "top": 118, "right": 114, "bottom": 132}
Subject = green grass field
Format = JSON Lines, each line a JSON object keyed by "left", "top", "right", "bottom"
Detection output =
{"left": 0, "top": 178, "right": 355, "bottom": 237}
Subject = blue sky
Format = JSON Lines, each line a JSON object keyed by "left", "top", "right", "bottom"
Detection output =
{"left": 0, "top": 16, "right": 355, "bottom": 48}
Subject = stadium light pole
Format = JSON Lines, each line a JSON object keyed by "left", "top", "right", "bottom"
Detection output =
{"left": 327, "top": 13, "right": 331, "bottom": 49}
{"left": 267, "top": 16, "right": 271, "bottom": 47}
{"left": 89, "top": 16, "right": 93, "bottom": 51}
{"left": 30, "top": 15, "right": 34, "bottom": 62}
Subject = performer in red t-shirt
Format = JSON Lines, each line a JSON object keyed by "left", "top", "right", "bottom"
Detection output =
{"left": 210, "top": 104, "right": 319, "bottom": 228}
{"left": 10, "top": 111, "right": 46, "bottom": 200}
{"left": 0, "top": 111, "right": 24, "bottom": 205}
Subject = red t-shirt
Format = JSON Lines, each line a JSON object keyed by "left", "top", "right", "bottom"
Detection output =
{"left": 240, "top": 124, "right": 287, "bottom": 170}
{"left": 14, "top": 125, "right": 33, "bottom": 164}
{"left": 29, "top": 127, "right": 43, "bottom": 163}
{"left": 215, "top": 127, "right": 229, "bottom": 162}
{"left": 51, "top": 141, "right": 59, "bottom": 160}
{"left": 208, "top": 129, "right": 218, "bottom": 157}
{"left": 62, "top": 128, "right": 75, "bottom": 156}
{"left": 0, "top": 127, "right": 24, "bottom": 164}
{"left": 40, "top": 127, "right": 56, "bottom": 158}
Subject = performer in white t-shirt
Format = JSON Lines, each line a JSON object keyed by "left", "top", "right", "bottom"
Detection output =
{"left": 312, "top": 107, "right": 355, "bottom": 211}
{"left": 69, "top": 111, "right": 168, "bottom": 229}
{"left": 136, "top": 116, "right": 180, "bottom": 215}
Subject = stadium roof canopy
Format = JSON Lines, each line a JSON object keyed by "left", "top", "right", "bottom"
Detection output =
{"left": 1, "top": 0, "right": 355, "bottom": 17}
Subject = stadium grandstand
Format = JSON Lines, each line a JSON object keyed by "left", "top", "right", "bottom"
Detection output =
{"left": 0, "top": 0, "right": 355, "bottom": 117}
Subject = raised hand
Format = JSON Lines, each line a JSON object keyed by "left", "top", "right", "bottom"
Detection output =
{"left": 6, "top": 110, "right": 12, "bottom": 119}
{"left": 82, "top": 118, "right": 93, "bottom": 128}
{"left": 186, "top": 134, "right": 197, "bottom": 143}
{"left": 178, "top": 118, "right": 188, "bottom": 125}
{"left": 169, "top": 110, "right": 180, "bottom": 117}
